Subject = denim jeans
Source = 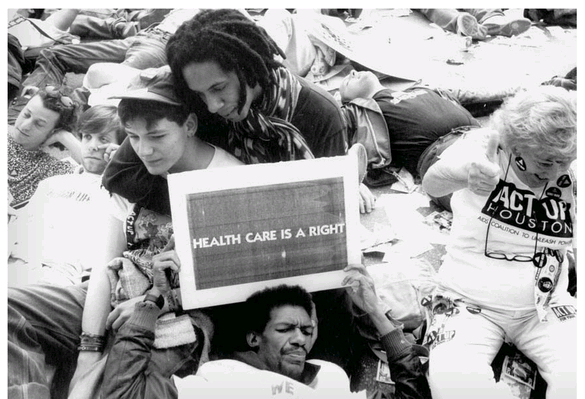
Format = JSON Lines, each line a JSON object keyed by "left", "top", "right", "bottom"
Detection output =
{"left": 70, "top": 15, "right": 127, "bottom": 40}
{"left": 8, "top": 282, "right": 87, "bottom": 399}
{"left": 7, "top": 27, "right": 170, "bottom": 125}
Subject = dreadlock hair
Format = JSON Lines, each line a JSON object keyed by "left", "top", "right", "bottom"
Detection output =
{"left": 166, "top": 9, "right": 286, "bottom": 120}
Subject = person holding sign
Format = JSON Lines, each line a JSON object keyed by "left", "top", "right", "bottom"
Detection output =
{"left": 7, "top": 66, "right": 243, "bottom": 398}
{"left": 102, "top": 255, "right": 431, "bottom": 399}
{"left": 422, "top": 86, "right": 576, "bottom": 399}
{"left": 104, "top": 8, "right": 376, "bottom": 215}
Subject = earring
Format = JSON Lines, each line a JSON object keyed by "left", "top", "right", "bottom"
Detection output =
{"left": 515, "top": 156, "right": 527, "bottom": 171}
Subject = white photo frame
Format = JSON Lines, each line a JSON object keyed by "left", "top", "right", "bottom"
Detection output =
{"left": 168, "top": 155, "right": 361, "bottom": 309}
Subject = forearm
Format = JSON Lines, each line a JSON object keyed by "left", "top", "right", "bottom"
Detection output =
{"left": 57, "top": 131, "right": 82, "bottom": 164}
{"left": 381, "top": 330, "right": 432, "bottom": 399}
{"left": 74, "top": 269, "right": 112, "bottom": 383}
{"left": 368, "top": 307, "right": 398, "bottom": 337}
{"left": 422, "top": 160, "right": 469, "bottom": 197}
{"left": 81, "top": 214, "right": 126, "bottom": 336}
{"left": 103, "top": 302, "right": 179, "bottom": 399}
{"left": 73, "top": 215, "right": 126, "bottom": 383}
{"left": 81, "top": 265, "right": 112, "bottom": 336}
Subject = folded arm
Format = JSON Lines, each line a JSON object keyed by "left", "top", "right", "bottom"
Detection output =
{"left": 422, "top": 129, "right": 501, "bottom": 198}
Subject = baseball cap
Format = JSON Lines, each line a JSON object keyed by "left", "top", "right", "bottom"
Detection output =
{"left": 109, "top": 65, "right": 182, "bottom": 106}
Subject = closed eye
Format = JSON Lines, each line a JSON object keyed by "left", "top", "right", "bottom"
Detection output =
{"left": 211, "top": 84, "right": 226, "bottom": 93}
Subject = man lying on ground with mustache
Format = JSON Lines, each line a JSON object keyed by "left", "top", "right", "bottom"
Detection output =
{"left": 103, "top": 255, "right": 431, "bottom": 399}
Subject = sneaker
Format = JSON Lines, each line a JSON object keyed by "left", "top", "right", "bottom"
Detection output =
{"left": 481, "top": 15, "right": 532, "bottom": 37}
{"left": 456, "top": 13, "right": 487, "bottom": 40}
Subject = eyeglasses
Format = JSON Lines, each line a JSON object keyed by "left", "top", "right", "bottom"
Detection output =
{"left": 484, "top": 219, "right": 543, "bottom": 267}
{"left": 483, "top": 155, "right": 548, "bottom": 268}
{"left": 45, "top": 85, "right": 75, "bottom": 108}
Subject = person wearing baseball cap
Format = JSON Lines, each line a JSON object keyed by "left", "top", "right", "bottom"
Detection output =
{"left": 6, "top": 64, "right": 245, "bottom": 397}
{"left": 72, "top": 62, "right": 244, "bottom": 379}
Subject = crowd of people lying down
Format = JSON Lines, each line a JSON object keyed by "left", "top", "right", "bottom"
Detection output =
{"left": 7, "top": 8, "right": 577, "bottom": 399}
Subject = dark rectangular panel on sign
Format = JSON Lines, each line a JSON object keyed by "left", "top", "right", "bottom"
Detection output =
{"left": 185, "top": 177, "right": 347, "bottom": 290}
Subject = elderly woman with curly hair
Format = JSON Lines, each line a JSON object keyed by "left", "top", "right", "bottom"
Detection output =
{"left": 422, "top": 85, "right": 577, "bottom": 399}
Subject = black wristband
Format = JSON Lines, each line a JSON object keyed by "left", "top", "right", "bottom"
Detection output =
{"left": 143, "top": 292, "right": 164, "bottom": 309}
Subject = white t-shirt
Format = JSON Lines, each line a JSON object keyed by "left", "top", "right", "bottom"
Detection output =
{"left": 173, "top": 359, "right": 364, "bottom": 398}
{"left": 436, "top": 128, "right": 576, "bottom": 310}
{"left": 10, "top": 171, "right": 111, "bottom": 285}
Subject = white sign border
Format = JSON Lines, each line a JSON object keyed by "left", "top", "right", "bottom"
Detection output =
{"left": 168, "top": 155, "right": 361, "bottom": 308}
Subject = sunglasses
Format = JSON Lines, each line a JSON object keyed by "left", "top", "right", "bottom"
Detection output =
{"left": 45, "top": 85, "right": 75, "bottom": 108}
{"left": 483, "top": 155, "right": 548, "bottom": 268}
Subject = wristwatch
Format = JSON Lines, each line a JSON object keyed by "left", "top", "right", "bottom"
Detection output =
{"left": 143, "top": 292, "right": 165, "bottom": 309}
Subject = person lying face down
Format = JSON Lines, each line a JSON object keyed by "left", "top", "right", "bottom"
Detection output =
{"left": 338, "top": 69, "right": 480, "bottom": 186}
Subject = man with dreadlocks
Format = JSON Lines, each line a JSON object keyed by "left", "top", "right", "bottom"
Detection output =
{"left": 103, "top": 8, "right": 376, "bottom": 214}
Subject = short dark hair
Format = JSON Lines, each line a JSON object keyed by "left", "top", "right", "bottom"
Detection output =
{"left": 166, "top": 9, "right": 284, "bottom": 119}
{"left": 117, "top": 99, "right": 192, "bottom": 130}
{"left": 245, "top": 285, "right": 314, "bottom": 334}
{"left": 76, "top": 105, "right": 125, "bottom": 144}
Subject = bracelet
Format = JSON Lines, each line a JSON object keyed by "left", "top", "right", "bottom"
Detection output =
{"left": 77, "top": 345, "right": 102, "bottom": 352}
{"left": 78, "top": 331, "right": 106, "bottom": 352}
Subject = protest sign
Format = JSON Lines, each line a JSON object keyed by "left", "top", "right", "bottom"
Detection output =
{"left": 169, "top": 155, "right": 361, "bottom": 308}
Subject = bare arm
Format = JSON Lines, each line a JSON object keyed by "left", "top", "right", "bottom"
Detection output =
{"left": 342, "top": 264, "right": 432, "bottom": 399}
{"left": 43, "top": 130, "right": 83, "bottom": 165}
{"left": 70, "top": 214, "right": 127, "bottom": 388}
{"left": 342, "top": 264, "right": 396, "bottom": 335}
